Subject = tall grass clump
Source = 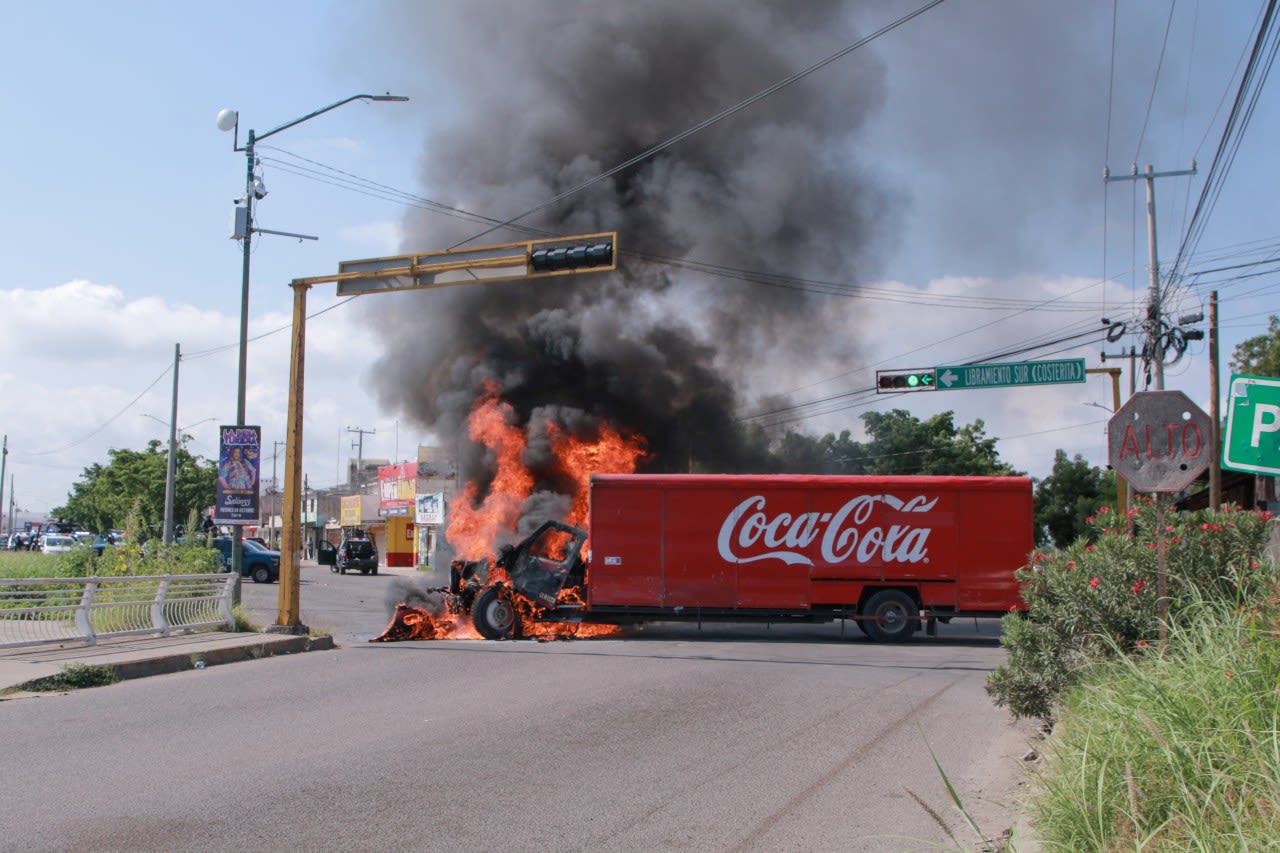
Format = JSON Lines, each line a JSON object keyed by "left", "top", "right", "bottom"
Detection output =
{"left": 1033, "top": 600, "right": 1280, "bottom": 851}
{"left": 986, "top": 497, "right": 1277, "bottom": 722}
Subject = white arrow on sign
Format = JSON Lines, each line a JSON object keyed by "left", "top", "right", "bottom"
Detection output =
{"left": 938, "top": 369, "right": 959, "bottom": 388}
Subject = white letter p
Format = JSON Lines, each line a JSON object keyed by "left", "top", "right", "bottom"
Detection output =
{"left": 1251, "top": 403, "right": 1280, "bottom": 448}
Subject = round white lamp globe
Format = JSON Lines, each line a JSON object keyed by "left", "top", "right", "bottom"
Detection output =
{"left": 216, "top": 109, "right": 238, "bottom": 132}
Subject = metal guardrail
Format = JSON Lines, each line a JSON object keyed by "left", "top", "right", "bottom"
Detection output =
{"left": 0, "top": 574, "right": 237, "bottom": 649}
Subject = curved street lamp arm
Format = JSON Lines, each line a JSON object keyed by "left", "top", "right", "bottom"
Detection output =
{"left": 254, "top": 93, "right": 409, "bottom": 145}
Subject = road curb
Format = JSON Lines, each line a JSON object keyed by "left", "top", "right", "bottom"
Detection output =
{"left": 1, "top": 633, "right": 335, "bottom": 695}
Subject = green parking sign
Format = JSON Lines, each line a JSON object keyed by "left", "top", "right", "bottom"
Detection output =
{"left": 1222, "top": 374, "right": 1280, "bottom": 476}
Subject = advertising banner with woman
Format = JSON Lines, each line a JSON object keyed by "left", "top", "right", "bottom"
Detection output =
{"left": 214, "top": 425, "right": 261, "bottom": 524}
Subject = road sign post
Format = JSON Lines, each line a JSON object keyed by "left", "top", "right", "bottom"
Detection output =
{"left": 1222, "top": 374, "right": 1280, "bottom": 476}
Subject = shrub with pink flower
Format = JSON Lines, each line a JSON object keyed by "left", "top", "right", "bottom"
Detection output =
{"left": 987, "top": 497, "right": 1279, "bottom": 722}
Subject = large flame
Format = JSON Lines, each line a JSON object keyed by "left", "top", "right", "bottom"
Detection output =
{"left": 445, "top": 383, "right": 535, "bottom": 561}
{"left": 378, "top": 383, "right": 647, "bottom": 643}
{"left": 446, "top": 383, "right": 647, "bottom": 557}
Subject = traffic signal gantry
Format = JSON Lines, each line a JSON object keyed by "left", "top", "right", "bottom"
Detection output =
{"left": 270, "top": 232, "right": 619, "bottom": 631}
{"left": 334, "top": 232, "right": 616, "bottom": 295}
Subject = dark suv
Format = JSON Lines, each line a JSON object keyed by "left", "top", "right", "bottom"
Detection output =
{"left": 334, "top": 536, "right": 378, "bottom": 575}
{"left": 210, "top": 536, "right": 280, "bottom": 584}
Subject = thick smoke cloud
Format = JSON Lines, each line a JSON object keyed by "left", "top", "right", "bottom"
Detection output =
{"left": 366, "top": 0, "right": 896, "bottom": 486}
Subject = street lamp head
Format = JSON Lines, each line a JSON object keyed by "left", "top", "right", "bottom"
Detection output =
{"left": 216, "top": 108, "right": 239, "bottom": 132}
{"left": 369, "top": 94, "right": 409, "bottom": 102}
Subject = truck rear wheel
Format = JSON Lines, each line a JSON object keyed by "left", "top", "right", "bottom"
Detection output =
{"left": 862, "top": 590, "right": 919, "bottom": 643}
{"left": 472, "top": 586, "right": 516, "bottom": 640}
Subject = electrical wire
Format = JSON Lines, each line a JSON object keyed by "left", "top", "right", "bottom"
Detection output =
{"left": 24, "top": 364, "right": 174, "bottom": 456}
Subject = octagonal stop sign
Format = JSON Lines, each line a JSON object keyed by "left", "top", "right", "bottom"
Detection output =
{"left": 1108, "top": 390, "right": 1213, "bottom": 492}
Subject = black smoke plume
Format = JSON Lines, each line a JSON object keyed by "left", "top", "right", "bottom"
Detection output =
{"left": 367, "top": 0, "right": 897, "bottom": 495}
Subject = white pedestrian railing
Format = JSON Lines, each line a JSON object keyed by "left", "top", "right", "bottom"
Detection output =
{"left": 0, "top": 574, "right": 237, "bottom": 649}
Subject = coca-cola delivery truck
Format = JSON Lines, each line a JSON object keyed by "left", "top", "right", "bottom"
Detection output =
{"left": 456, "top": 474, "right": 1034, "bottom": 643}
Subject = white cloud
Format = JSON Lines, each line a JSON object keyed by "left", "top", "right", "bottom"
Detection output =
{"left": 1, "top": 279, "right": 414, "bottom": 514}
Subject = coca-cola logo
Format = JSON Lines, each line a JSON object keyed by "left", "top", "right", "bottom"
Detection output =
{"left": 716, "top": 494, "right": 938, "bottom": 566}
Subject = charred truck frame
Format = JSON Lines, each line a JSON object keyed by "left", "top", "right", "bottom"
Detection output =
{"left": 442, "top": 474, "right": 1034, "bottom": 643}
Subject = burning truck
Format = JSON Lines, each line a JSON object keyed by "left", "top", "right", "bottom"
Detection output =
{"left": 375, "top": 472, "right": 1034, "bottom": 644}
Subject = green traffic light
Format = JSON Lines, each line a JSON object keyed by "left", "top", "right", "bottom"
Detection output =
{"left": 907, "top": 374, "right": 920, "bottom": 387}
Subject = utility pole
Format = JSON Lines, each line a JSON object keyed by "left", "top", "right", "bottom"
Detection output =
{"left": 1209, "top": 291, "right": 1222, "bottom": 510}
{"left": 302, "top": 473, "right": 310, "bottom": 561}
{"left": 1104, "top": 162, "right": 1197, "bottom": 390}
{"left": 347, "top": 426, "right": 376, "bottom": 491}
{"left": 1100, "top": 345, "right": 1138, "bottom": 512}
{"left": 0, "top": 435, "right": 7, "bottom": 537}
{"left": 269, "top": 439, "right": 284, "bottom": 547}
{"left": 162, "top": 344, "right": 180, "bottom": 546}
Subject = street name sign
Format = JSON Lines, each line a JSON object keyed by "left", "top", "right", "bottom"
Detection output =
{"left": 1222, "top": 374, "right": 1280, "bottom": 476}
{"left": 1108, "top": 390, "right": 1212, "bottom": 493}
{"left": 934, "top": 358, "right": 1086, "bottom": 391}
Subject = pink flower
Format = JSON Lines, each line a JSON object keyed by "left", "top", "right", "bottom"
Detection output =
{"left": 1084, "top": 544, "right": 1096, "bottom": 553}
{"left": 1090, "top": 576, "right": 1100, "bottom": 589}
{"left": 1132, "top": 579, "right": 1146, "bottom": 594}
{"left": 1066, "top": 560, "right": 1076, "bottom": 570}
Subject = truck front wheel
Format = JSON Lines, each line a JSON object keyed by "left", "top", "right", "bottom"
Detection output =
{"left": 861, "top": 590, "right": 919, "bottom": 643}
{"left": 472, "top": 586, "right": 517, "bottom": 640}
{"left": 252, "top": 565, "right": 271, "bottom": 584}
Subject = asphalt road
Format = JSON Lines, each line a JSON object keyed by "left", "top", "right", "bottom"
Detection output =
{"left": 0, "top": 571, "right": 1035, "bottom": 852}
{"left": 238, "top": 560, "right": 446, "bottom": 644}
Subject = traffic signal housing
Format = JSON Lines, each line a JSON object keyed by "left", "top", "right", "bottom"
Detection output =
{"left": 530, "top": 238, "right": 614, "bottom": 273}
{"left": 876, "top": 369, "right": 937, "bottom": 393}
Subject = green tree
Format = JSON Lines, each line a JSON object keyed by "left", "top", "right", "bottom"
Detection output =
{"left": 54, "top": 439, "right": 216, "bottom": 535}
{"left": 771, "top": 429, "right": 870, "bottom": 474}
{"left": 1231, "top": 314, "right": 1280, "bottom": 376}
{"left": 859, "top": 409, "right": 1020, "bottom": 476}
{"left": 1033, "top": 449, "right": 1116, "bottom": 547}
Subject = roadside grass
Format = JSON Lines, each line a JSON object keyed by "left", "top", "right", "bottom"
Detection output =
{"left": 1033, "top": 602, "right": 1280, "bottom": 851}
{"left": 23, "top": 662, "right": 120, "bottom": 692}
{"left": 0, "top": 551, "right": 54, "bottom": 578}
{"left": 231, "top": 604, "right": 261, "bottom": 633}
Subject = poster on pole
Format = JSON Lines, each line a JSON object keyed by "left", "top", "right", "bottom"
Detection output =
{"left": 214, "top": 425, "right": 261, "bottom": 525}
{"left": 415, "top": 492, "right": 444, "bottom": 526}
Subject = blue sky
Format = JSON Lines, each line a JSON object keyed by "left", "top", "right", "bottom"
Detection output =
{"left": 2, "top": 0, "right": 1277, "bottom": 518}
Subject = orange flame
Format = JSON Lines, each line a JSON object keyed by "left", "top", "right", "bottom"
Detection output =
{"left": 446, "top": 383, "right": 647, "bottom": 557}
{"left": 545, "top": 420, "right": 647, "bottom": 529}
{"left": 446, "top": 384, "right": 534, "bottom": 561}
{"left": 371, "top": 603, "right": 482, "bottom": 642}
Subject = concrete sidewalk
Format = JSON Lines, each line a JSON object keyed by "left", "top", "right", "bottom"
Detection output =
{"left": 0, "top": 631, "right": 335, "bottom": 697}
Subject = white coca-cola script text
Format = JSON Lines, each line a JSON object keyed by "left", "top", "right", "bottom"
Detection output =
{"left": 716, "top": 494, "right": 938, "bottom": 566}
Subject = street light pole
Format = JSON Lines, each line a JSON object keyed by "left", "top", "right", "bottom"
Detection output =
{"left": 163, "top": 343, "right": 180, "bottom": 545}
{"left": 216, "top": 93, "right": 408, "bottom": 582}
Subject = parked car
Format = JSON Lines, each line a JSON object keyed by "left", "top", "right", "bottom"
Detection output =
{"left": 209, "top": 536, "right": 280, "bottom": 584}
{"left": 74, "top": 532, "right": 108, "bottom": 556}
{"left": 334, "top": 536, "right": 378, "bottom": 575}
{"left": 40, "top": 534, "right": 77, "bottom": 555}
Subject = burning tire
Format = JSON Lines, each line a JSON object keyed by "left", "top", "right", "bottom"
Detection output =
{"left": 861, "top": 589, "right": 919, "bottom": 643}
{"left": 472, "top": 586, "right": 517, "bottom": 640}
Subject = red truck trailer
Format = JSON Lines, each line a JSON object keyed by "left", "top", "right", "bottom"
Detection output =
{"left": 461, "top": 474, "right": 1034, "bottom": 643}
